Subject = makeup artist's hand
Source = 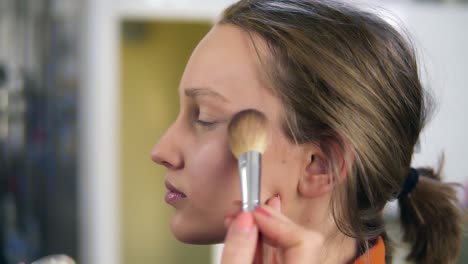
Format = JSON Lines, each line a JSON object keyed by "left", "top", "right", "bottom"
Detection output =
{"left": 221, "top": 197, "right": 324, "bottom": 264}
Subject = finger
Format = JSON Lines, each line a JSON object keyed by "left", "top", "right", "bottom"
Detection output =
{"left": 221, "top": 212, "right": 258, "bottom": 264}
{"left": 253, "top": 206, "right": 303, "bottom": 248}
{"left": 253, "top": 234, "right": 263, "bottom": 264}
{"left": 224, "top": 216, "right": 235, "bottom": 228}
{"left": 263, "top": 196, "right": 281, "bottom": 263}
{"left": 266, "top": 195, "right": 281, "bottom": 212}
{"left": 224, "top": 208, "right": 242, "bottom": 228}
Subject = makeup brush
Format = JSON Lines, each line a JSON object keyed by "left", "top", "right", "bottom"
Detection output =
{"left": 228, "top": 109, "right": 270, "bottom": 212}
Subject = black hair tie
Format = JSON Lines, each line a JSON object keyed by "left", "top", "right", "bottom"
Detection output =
{"left": 398, "top": 168, "right": 420, "bottom": 199}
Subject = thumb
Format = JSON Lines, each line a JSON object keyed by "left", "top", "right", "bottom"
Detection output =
{"left": 221, "top": 212, "right": 258, "bottom": 264}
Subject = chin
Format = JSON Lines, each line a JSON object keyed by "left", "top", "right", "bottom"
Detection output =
{"left": 170, "top": 215, "right": 226, "bottom": 244}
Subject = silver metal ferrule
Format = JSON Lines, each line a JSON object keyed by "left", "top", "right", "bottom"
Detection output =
{"left": 238, "top": 151, "right": 261, "bottom": 212}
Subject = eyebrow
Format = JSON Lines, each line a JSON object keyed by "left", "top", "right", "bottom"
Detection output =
{"left": 184, "top": 88, "right": 229, "bottom": 103}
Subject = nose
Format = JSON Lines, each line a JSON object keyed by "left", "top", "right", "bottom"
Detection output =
{"left": 150, "top": 124, "right": 184, "bottom": 170}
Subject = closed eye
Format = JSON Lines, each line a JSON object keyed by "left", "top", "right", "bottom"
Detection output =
{"left": 193, "top": 108, "right": 218, "bottom": 129}
{"left": 195, "top": 119, "right": 217, "bottom": 127}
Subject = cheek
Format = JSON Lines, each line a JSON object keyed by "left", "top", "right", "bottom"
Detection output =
{"left": 261, "top": 131, "right": 303, "bottom": 202}
{"left": 187, "top": 135, "right": 240, "bottom": 207}
{"left": 170, "top": 133, "right": 241, "bottom": 244}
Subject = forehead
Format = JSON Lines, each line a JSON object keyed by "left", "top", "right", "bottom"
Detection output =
{"left": 179, "top": 24, "right": 278, "bottom": 112}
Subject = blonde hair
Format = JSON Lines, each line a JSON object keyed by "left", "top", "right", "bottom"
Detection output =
{"left": 220, "top": 0, "right": 463, "bottom": 263}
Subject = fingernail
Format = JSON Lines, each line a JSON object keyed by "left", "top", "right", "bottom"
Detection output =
{"left": 224, "top": 213, "right": 238, "bottom": 219}
{"left": 233, "top": 212, "right": 254, "bottom": 233}
{"left": 254, "top": 207, "right": 271, "bottom": 217}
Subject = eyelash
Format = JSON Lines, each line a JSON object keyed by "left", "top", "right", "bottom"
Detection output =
{"left": 195, "top": 119, "right": 216, "bottom": 127}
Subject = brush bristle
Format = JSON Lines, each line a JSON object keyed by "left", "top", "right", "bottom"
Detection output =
{"left": 227, "top": 109, "right": 270, "bottom": 158}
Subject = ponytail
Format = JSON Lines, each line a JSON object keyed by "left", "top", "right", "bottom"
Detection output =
{"left": 398, "top": 162, "right": 464, "bottom": 264}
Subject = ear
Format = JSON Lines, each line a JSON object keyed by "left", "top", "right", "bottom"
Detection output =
{"left": 298, "top": 143, "right": 347, "bottom": 198}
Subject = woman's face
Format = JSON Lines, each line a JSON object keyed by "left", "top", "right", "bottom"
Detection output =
{"left": 151, "top": 24, "right": 307, "bottom": 244}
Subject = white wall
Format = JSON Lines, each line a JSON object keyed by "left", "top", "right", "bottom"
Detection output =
{"left": 80, "top": 0, "right": 120, "bottom": 263}
{"left": 401, "top": 5, "right": 468, "bottom": 184}
{"left": 358, "top": 2, "right": 468, "bottom": 184}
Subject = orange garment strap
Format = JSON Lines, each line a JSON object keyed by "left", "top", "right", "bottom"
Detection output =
{"left": 353, "top": 236, "right": 385, "bottom": 264}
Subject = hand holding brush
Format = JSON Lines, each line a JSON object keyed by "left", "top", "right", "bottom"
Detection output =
{"left": 221, "top": 196, "right": 325, "bottom": 264}
{"left": 222, "top": 109, "right": 324, "bottom": 264}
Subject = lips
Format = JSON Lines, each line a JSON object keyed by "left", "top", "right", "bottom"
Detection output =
{"left": 164, "top": 180, "right": 187, "bottom": 204}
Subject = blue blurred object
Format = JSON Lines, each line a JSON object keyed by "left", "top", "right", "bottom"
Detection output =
{"left": 0, "top": 0, "right": 80, "bottom": 263}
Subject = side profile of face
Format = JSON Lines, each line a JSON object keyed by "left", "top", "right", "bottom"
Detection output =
{"left": 151, "top": 24, "right": 311, "bottom": 244}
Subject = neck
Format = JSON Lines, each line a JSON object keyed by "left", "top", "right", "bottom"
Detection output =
{"left": 319, "top": 232, "right": 357, "bottom": 264}
{"left": 284, "top": 193, "right": 358, "bottom": 264}
{"left": 265, "top": 234, "right": 356, "bottom": 264}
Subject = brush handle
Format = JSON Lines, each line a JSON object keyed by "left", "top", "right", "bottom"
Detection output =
{"left": 239, "top": 151, "right": 261, "bottom": 212}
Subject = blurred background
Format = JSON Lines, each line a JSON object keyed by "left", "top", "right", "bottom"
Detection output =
{"left": 0, "top": 0, "right": 467, "bottom": 263}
